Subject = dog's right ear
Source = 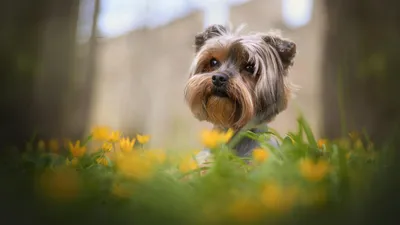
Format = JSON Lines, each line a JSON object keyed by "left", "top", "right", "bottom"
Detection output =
{"left": 194, "top": 24, "right": 228, "bottom": 52}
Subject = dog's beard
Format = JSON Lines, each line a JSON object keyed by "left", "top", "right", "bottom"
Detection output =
{"left": 184, "top": 75, "right": 254, "bottom": 129}
{"left": 206, "top": 96, "right": 236, "bottom": 128}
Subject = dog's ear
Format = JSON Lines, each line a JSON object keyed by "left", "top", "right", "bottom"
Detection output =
{"left": 195, "top": 24, "right": 228, "bottom": 52}
{"left": 253, "top": 32, "right": 296, "bottom": 124}
{"left": 262, "top": 33, "right": 296, "bottom": 69}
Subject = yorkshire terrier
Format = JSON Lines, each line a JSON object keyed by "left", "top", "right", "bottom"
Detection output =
{"left": 184, "top": 24, "right": 297, "bottom": 161}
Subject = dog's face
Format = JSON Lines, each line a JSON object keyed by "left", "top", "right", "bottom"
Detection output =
{"left": 184, "top": 24, "right": 297, "bottom": 130}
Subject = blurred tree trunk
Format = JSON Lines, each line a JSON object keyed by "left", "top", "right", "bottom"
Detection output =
{"left": 33, "top": 0, "right": 81, "bottom": 140}
{"left": 0, "top": 0, "right": 80, "bottom": 149}
{"left": 68, "top": 0, "right": 101, "bottom": 139}
{"left": 0, "top": 0, "right": 47, "bottom": 148}
{"left": 322, "top": 0, "right": 400, "bottom": 146}
{"left": 321, "top": 1, "right": 400, "bottom": 224}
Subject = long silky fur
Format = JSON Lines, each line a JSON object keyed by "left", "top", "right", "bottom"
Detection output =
{"left": 185, "top": 24, "right": 298, "bottom": 130}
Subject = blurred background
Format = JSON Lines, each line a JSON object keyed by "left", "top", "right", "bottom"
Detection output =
{"left": 1, "top": 0, "right": 399, "bottom": 152}
{"left": 1, "top": 1, "right": 400, "bottom": 224}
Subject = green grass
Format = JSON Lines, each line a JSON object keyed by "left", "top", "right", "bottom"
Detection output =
{"left": 0, "top": 115, "right": 388, "bottom": 225}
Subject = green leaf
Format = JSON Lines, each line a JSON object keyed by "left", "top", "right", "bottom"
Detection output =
{"left": 265, "top": 127, "right": 284, "bottom": 142}
{"left": 82, "top": 135, "right": 93, "bottom": 146}
{"left": 243, "top": 130, "right": 259, "bottom": 140}
{"left": 89, "top": 150, "right": 104, "bottom": 159}
{"left": 297, "top": 115, "right": 318, "bottom": 148}
{"left": 105, "top": 155, "right": 113, "bottom": 167}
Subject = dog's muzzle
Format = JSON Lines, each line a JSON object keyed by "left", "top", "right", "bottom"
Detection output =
{"left": 212, "top": 74, "right": 229, "bottom": 97}
{"left": 212, "top": 73, "right": 228, "bottom": 87}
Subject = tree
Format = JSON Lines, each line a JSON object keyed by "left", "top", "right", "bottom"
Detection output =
{"left": 321, "top": 0, "right": 400, "bottom": 146}
{"left": 0, "top": 0, "right": 81, "bottom": 149}
{"left": 321, "top": 0, "right": 400, "bottom": 224}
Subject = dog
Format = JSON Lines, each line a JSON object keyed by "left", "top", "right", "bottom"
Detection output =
{"left": 184, "top": 24, "right": 297, "bottom": 161}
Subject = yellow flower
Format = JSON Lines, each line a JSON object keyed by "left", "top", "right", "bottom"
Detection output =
{"left": 252, "top": 148, "right": 269, "bottom": 163}
{"left": 66, "top": 157, "right": 79, "bottom": 167}
{"left": 92, "top": 126, "right": 111, "bottom": 141}
{"left": 109, "top": 131, "right": 121, "bottom": 142}
{"left": 228, "top": 197, "right": 263, "bottom": 222}
{"left": 136, "top": 134, "right": 150, "bottom": 144}
{"left": 221, "top": 128, "right": 234, "bottom": 143}
{"left": 299, "top": 158, "right": 330, "bottom": 182}
{"left": 96, "top": 156, "right": 109, "bottom": 166}
{"left": 261, "top": 182, "right": 298, "bottom": 212}
{"left": 119, "top": 137, "right": 135, "bottom": 153}
{"left": 179, "top": 156, "right": 198, "bottom": 173}
{"left": 102, "top": 142, "right": 113, "bottom": 152}
{"left": 317, "top": 139, "right": 327, "bottom": 149}
{"left": 201, "top": 129, "right": 233, "bottom": 149}
{"left": 116, "top": 152, "right": 153, "bottom": 179}
{"left": 69, "top": 141, "right": 86, "bottom": 158}
{"left": 37, "top": 140, "right": 46, "bottom": 151}
{"left": 48, "top": 139, "right": 59, "bottom": 153}
{"left": 201, "top": 130, "right": 220, "bottom": 149}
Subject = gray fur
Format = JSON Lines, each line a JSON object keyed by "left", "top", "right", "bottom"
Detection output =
{"left": 189, "top": 24, "right": 297, "bottom": 125}
{"left": 187, "top": 24, "right": 297, "bottom": 158}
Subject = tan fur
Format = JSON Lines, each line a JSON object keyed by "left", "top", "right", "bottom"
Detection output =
{"left": 205, "top": 96, "right": 235, "bottom": 128}
{"left": 184, "top": 24, "right": 297, "bottom": 131}
{"left": 184, "top": 75, "right": 254, "bottom": 130}
{"left": 184, "top": 75, "right": 211, "bottom": 121}
{"left": 226, "top": 77, "right": 254, "bottom": 129}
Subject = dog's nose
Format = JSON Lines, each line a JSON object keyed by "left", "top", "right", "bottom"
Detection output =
{"left": 212, "top": 74, "right": 228, "bottom": 87}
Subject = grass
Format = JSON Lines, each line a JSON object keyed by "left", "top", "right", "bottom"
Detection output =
{"left": 0, "top": 115, "right": 388, "bottom": 225}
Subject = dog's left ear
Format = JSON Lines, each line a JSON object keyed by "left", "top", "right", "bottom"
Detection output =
{"left": 262, "top": 34, "right": 297, "bottom": 69}
{"left": 194, "top": 24, "right": 228, "bottom": 53}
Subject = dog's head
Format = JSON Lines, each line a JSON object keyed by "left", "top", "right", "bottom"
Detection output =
{"left": 184, "top": 24, "right": 297, "bottom": 130}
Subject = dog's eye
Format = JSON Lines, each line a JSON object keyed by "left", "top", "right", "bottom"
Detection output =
{"left": 210, "top": 58, "right": 220, "bottom": 68}
{"left": 244, "top": 64, "right": 255, "bottom": 74}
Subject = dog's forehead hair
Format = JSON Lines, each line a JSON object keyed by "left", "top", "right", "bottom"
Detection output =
{"left": 198, "top": 34, "right": 279, "bottom": 78}
{"left": 206, "top": 35, "right": 261, "bottom": 60}
{"left": 198, "top": 35, "right": 261, "bottom": 67}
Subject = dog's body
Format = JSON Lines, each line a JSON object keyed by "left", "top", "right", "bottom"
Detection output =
{"left": 184, "top": 24, "right": 297, "bottom": 159}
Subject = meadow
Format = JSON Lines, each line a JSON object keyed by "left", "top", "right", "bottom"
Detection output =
{"left": 2, "top": 115, "right": 388, "bottom": 225}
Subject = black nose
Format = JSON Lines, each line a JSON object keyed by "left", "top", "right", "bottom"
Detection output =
{"left": 212, "top": 74, "right": 228, "bottom": 87}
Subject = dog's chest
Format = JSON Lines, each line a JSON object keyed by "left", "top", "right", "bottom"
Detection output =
{"left": 233, "top": 127, "right": 279, "bottom": 157}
